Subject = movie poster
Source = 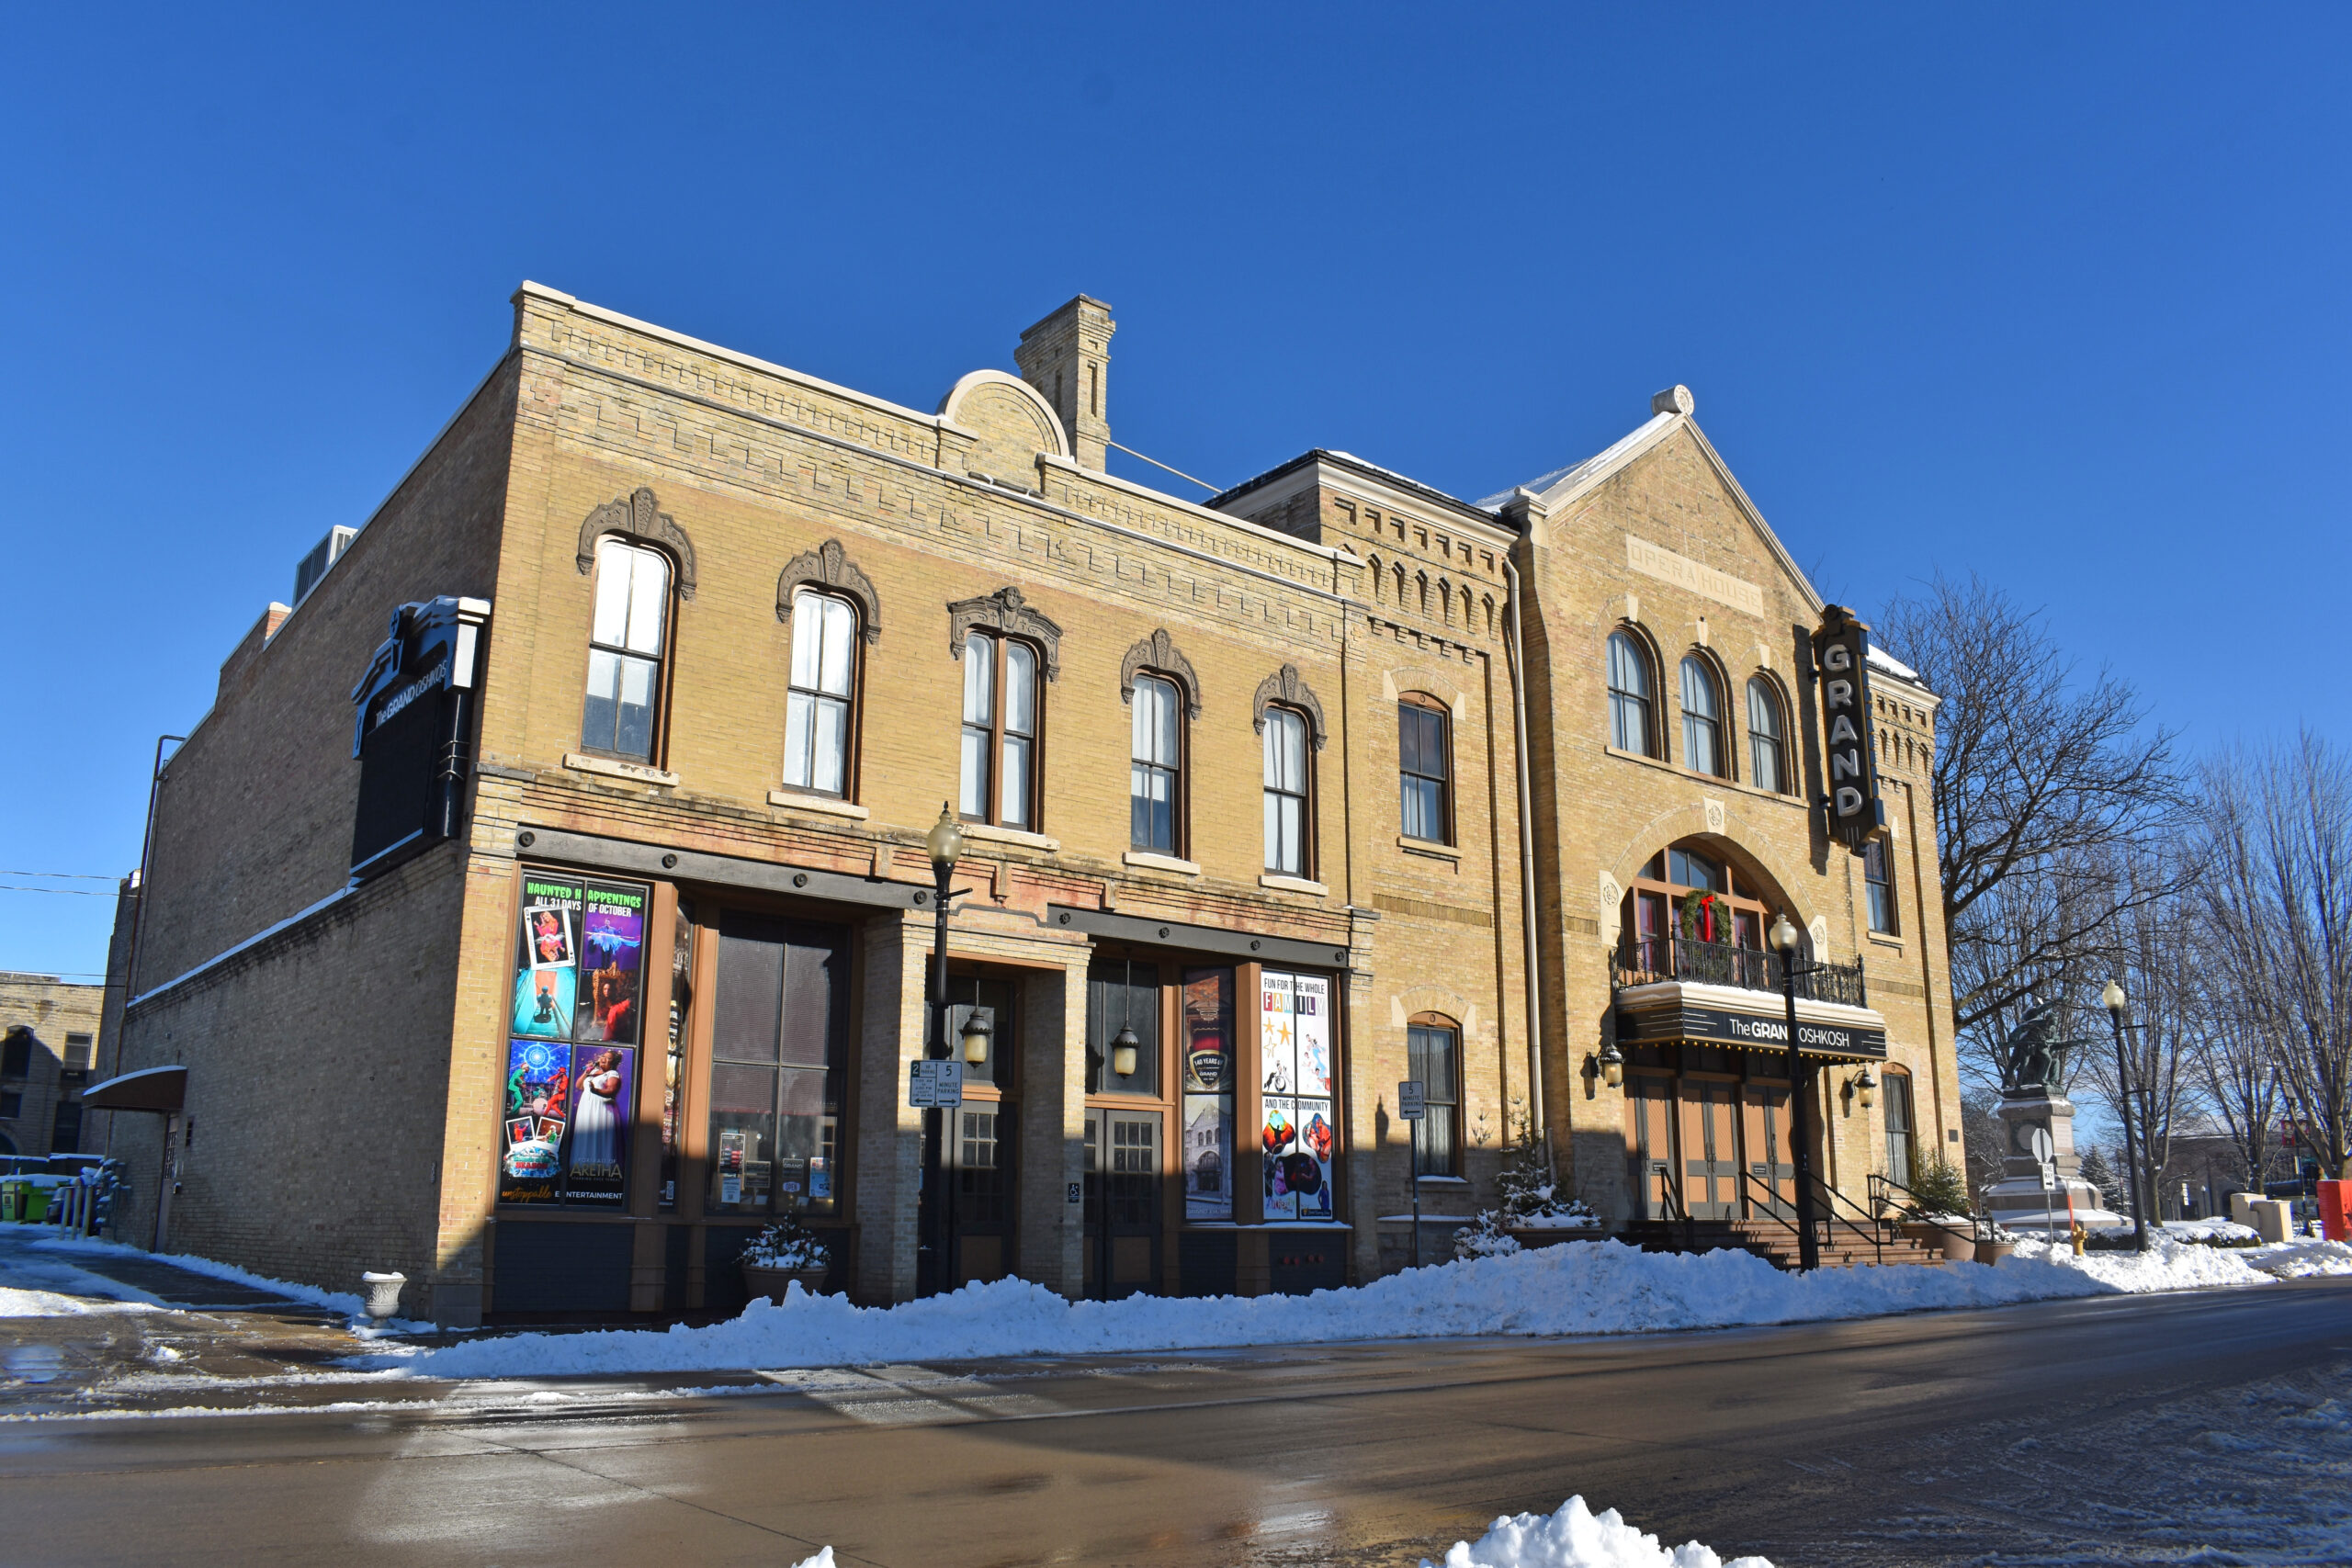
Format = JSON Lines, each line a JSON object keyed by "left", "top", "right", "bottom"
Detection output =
{"left": 561, "top": 1043, "right": 633, "bottom": 1205}
{"left": 1294, "top": 974, "right": 1332, "bottom": 1099}
{"left": 576, "top": 882, "right": 646, "bottom": 1045}
{"left": 1261, "top": 970, "right": 1295, "bottom": 1095}
{"left": 1261, "top": 1094, "right": 1299, "bottom": 1219}
{"left": 1182, "top": 966, "right": 1235, "bottom": 1220}
{"left": 500, "top": 1038, "right": 571, "bottom": 1204}
{"left": 511, "top": 964, "right": 575, "bottom": 1039}
{"left": 1293, "top": 1100, "right": 1335, "bottom": 1220}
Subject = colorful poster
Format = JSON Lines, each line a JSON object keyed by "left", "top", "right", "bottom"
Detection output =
{"left": 1182, "top": 967, "right": 1233, "bottom": 1093}
{"left": 577, "top": 883, "right": 646, "bottom": 1044}
{"left": 1294, "top": 974, "right": 1332, "bottom": 1099}
{"left": 1294, "top": 1100, "right": 1336, "bottom": 1219}
{"left": 1261, "top": 970, "right": 1296, "bottom": 1095}
{"left": 519, "top": 875, "right": 582, "bottom": 970}
{"left": 561, "top": 1044, "right": 633, "bottom": 1205}
{"left": 1182, "top": 1096, "right": 1233, "bottom": 1220}
{"left": 511, "top": 964, "right": 575, "bottom": 1038}
{"left": 1261, "top": 1094, "right": 1298, "bottom": 1219}
{"left": 500, "top": 1039, "right": 571, "bottom": 1204}
{"left": 1182, "top": 966, "right": 1235, "bottom": 1220}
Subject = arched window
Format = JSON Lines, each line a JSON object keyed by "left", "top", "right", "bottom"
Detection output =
{"left": 1862, "top": 837, "right": 1898, "bottom": 934}
{"left": 1607, "top": 631, "right": 1654, "bottom": 755}
{"left": 1129, "top": 673, "right": 1182, "bottom": 854}
{"left": 783, "top": 589, "right": 859, "bottom": 797}
{"left": 1680, "top": 656, "right": 1725, "bottom": 778}
{"left": 1619, "top": 841, "right": 1772, "bottom": 985}
{"left": 1747, "top": 676, "right": 1787, "bottom": 795}
{"left": 1397, "top": 694, "right": 1452, "bottom": 843}
{"left": 582, "top": 536, "right": 672, "bottom": 762}
{"left": 960, "top": 633, "right": 1040, "bottom": 829}
{"left": 1406, "top": 1014, "right": 1461, "bottom": 1177}
{"left": 1882, "top": 1067, "right": 1916, "bottom": 1184}
{"left": 1263, "top": 707, "right": 1310, "bottom": 876}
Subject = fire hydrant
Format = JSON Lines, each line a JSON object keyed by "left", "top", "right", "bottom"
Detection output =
{"left": 2069, "top": 1222, "right": 2086, "bottom": 1258}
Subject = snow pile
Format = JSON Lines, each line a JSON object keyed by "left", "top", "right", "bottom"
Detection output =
{"left": 26, "top": 1233, "right": 406, "bottom": 1323}
{"left": 0, "top": 1284, "right": 163, "bottom": 1318}
{"left": 1423, "top": 1496, "right": 1770, "bottom": 1568}
{"left": 2244, "top": 1237, "right": 2352, "bottom": 1279}
{"left": 371, "top": 1230, "right": 2282, "bottom": 1381}
{"left": 787, "top": 1551, "right": 832, "bottom": 1568}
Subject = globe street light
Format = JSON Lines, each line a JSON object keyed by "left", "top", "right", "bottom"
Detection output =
{"left": 2102, "top": 978, "right": 2151, "bottom": 1253}
{"left": 920, "top": 803, "right": 964, "bottom": 1296}
{"left": 1770, "top": 911, "right": 1823, "bottom": 1271}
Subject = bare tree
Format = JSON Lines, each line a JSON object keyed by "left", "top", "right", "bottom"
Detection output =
{"left": 2198, "top": 735, "right": 2352, "bottom": 1181}
{"left": 2186, "top": 953, "right": 2287, "bottom": 1203}
{"left": 1875, "top": 575, "right": 2186, "bottom": 1081}
{"left": 2073, "top": 848, "right": 2208, "bottom": 1222}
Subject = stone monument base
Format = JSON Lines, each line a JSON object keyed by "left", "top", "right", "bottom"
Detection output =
{"left": 1984, "top": 1175, "right": 2122, "bottom": 1235}
{"left": 1986, "top": 1089, "right": 2124, "bottom": 1235}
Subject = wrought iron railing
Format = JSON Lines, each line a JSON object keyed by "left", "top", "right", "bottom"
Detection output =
{"left": 1741, "top": 1168, "right": 1888, "bottom": 1266}
{"left": 1612, "top": 935, "right": 1869, "bottom": 1008}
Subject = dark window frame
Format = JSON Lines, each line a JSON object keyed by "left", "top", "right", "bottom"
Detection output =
{"left": 1262, "top": 704, "right": 1313, "bottom": 876}
{"left": 1746, "top": 674, "right": 1788, "bottom": 795}
{"left": 1406, "top": 1014, "right": 1462, "bottom": 1178}
{"left": 781, "top": 587, "right": 864, "bottom": 801}
{"left": 579, "top": 536, "right": 677, "bottom": 765}
{"left": 960, "top": 631, "right": 1046, "bottom": 831}
{"left": 1679, "top": 652, "right": 1729, "bottom": 780}
{"left": 1862, "top": 838, "right": 1899, "bottom": 935}
{"left": 1607, "top": 628, "right": 1657, "bottom": 757}
{"left": 1397, "top": 694, "right": 1454, "bottom": 845}
{"left": 1127, "top": 671, "right": 1185, "bottom": 856}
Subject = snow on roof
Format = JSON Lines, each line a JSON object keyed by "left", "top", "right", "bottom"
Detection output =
{"left": 1474, "top": 412, "right": 1679, "bottom": 511}
{"left": 1868, "top": 644, "right": 1920, "bottom": 682}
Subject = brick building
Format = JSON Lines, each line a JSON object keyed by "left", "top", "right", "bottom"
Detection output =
{"left": 97, "top": 286, "right": 1961, "bottom": 1325}
{"left": 1, "top": 974, "right": 102, "bottom": 1158}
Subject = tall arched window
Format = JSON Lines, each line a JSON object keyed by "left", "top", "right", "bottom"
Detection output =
{"left": 1862, "top": 837, "right": 1898, "bottom": 934}
{"left": 1607, "top": 631, "right": 1654, "bottom": 755}
{"left": 1263, "top": 707, "right": 1310, "bottom": 875}
{"left": 1882, "top": 1067, "right": 1916, "bottom": 1184}
{"left": 1129, "top": 673, "right": 1182, "bottom": 854}
{"left": 1397, "top": 694, "right": 1452, "bottom": 844}
{"left": 582, "top": 536, "right": 672, "bottom": 762}
{"left": 783, "top": 590, "right": 858, "bottom": 797}
{"left": 1747, "top": 676, "right": 1786, "bottom": 795}
{"left": 960, "top": 633, "right": 1040, "bottom": 829}
{"left": 1406, "top": 1014, "right": 1461, "bottom": 1177}
{"left": 1680, "top": 656, "right": 1724, "bottom": 778}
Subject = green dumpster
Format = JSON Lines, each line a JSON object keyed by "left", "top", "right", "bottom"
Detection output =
{"left": 3, "top": 1178, "right": 56, "bottom": 1224}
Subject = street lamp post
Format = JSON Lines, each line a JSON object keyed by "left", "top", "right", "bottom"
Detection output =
{"left": 1769, "top": 913, "right": 1822, "bottom": 1272}
{"left": 2101, "top": 979, "right": 2151, "bottom": 1254}
{"left": 919, "top": 804, "right": 965, "bottom": 1297}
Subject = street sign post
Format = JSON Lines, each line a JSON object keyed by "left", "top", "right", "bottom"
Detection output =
{"left": 909, "top": 1059, "right": 963, "bottom": 1109}
{"left": 1399, "top": 1080, "right": 1426, "bottom": 1269}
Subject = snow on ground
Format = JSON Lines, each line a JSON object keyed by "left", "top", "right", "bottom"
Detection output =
{"left": 20, "top": 1230, "right": 401, "bottom": 1322}
{"left": 0, "top": 1284, "right": 164, "bottom": 1318}
{"left": 365, "top": 1230, "right": 2352, "bottom": 1381}
{"left": 1424, "top": 1496, "right": 1770, "bottom": 1568}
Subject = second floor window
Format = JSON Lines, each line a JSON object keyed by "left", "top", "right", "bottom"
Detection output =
{"left": 1398, "top": 696, "right": 1452, "bottom": 843}
{"left": 1263, "top": 706, "right": 1309, "bottom": 875}
{"left": 783, "top": 591, "right": 858, "bottom": 796}
{"left": 1130, "top": 674, "right": 1182, "bottom": 853}
{"left": 582, "top": 536, "right": 672, "bottom": 762}
{"left": 1680, "top": 656, "right": 1724, "bottom": 778}
{"left": 1863, "top": 838, "right": 1898, "bottom": 934}
{"left": 1747, "top": 676, "right": 1786, "bottom": 794}
{"left": 960, "top": 633, "right": 1039, "bottom": 829}
{"left": 1607, "top": 631, "right": 1654, "bottom": 754}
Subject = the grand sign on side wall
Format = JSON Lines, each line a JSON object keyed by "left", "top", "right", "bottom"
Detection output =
{"left": 1812, "top": 604, "right": 1886, "bottom": 851}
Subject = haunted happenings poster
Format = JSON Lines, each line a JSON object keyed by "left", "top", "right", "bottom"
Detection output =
{"left": 576, "top": 883, "right": 646, "bottom": 1044}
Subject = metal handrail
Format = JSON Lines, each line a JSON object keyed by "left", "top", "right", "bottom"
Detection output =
{"left": 1612, "top": 935, "right": 1870, "bottom": 1007}
{"left": 1741, "top": 1169, "right": 1886, "bottom": 1266}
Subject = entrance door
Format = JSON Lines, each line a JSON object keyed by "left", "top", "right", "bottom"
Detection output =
{"left": 1741, "top": 1083, "right": 1793, "bottom": 1218}
{"left": 1626, "top": 1075, "right": 1679, "bottom": 1220}
{"left": 1083, "top": 1107, "right": 1162, "bottom": 1298}
{"left": 948, "top": 1101, "right": 1015, "bottom": 1286}
{"left": 1679, "top": 1079, "right": 1739, "bottom": 1219}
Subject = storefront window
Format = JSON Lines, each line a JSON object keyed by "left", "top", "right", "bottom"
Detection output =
{"left": 1260, "top": 970, "right": 1336, "bottom": 1220}
{"left": 501, "top": 871, "right": 648, "bottom": 1207}
{"left": 1181, "top": 967, "right": 1235, "bottom": 1220}
{"left": 1086, "top": 961, "right": 1159, "bottom": 1096}
{"left": 707, "top": 913, "right": 848, "bottom": 1216}
{"left": 660, "top": 898, "right": 694, "bottom": 1210}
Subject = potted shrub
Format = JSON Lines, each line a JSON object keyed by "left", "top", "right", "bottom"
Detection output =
{"left": 1973, "top": 1224, "right": 2018, "bottom": 1265}
{"left": 740, "top": 1214, "right": 834, "bottom": 1303}
{"left": 1897, "top": 1157, "right": 1979, "bottom": 1262}
{"left": 1454, "top": 1134, "right": 1604, "bottom": 1259}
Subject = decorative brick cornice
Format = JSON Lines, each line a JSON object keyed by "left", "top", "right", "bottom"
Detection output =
{"left": 775, "top": 538, "right": 882, "bottom": 643}
{"left": 1252, "top": 663, "right": 1329, "bottom": 751}
{"left": 1119, "top": 627, "right": 1202, "bottom": 719}
{"left": 947, "top": 586, "right": 1062, "bottom": 681}
{"left": 576, "top": 486, "right": 697, "bottom": 601}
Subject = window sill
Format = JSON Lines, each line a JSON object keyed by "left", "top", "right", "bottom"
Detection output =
{"left": 1396, "top": 835, "right": 1462, "bottom": 862}
{"left": 1259, "top": 874, "right": 1329, "bottom": 897}
{"left": 1123, "top": 850, "right": 1200, "bottom": 876}
{"left": 563, "top": 752, "right": 679, "bottom": 788}
{"left": 1600, "top": 744, "right": 1803, "bottom": 807}
{"left": 962, "top": 821, "right": 1059, "bottom": 852}
{"left": 1866, "top": 931, "right": 1905, "bottom": 950}
{"left": 767, "top": 790, "right": 870, "bottom": 820}
{"left": 1415, "top": 1175, "right": 1471, "bottom": 1186}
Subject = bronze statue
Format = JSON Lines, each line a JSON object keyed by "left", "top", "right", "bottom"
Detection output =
{"left": 1997, "top": 1001, "right": 2073, "bottom": 1095}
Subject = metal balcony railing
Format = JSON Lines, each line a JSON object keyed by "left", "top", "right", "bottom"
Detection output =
{"left": 1611, "top": 935, "right": 1869, "bottom": 1008}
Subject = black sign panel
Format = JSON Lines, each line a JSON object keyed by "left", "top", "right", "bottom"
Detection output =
{"left": 349, "top": 595, "right": 490, "bottom": 878}
{"left": 1617, "top": 998, "right": 1886, "bottom": 1060}
{"left": 1812, "top": 605, "right": 1886, "bottom": 850}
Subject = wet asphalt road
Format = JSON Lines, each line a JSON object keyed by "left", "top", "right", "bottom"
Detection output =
{"left": 3, "top": 1279, "right": 2349, "bottom": 1568}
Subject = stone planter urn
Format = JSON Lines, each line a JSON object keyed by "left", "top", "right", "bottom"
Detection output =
{"left": 741, "top": 1261, "right": 830, "bottom": 1303}
{"left": 1975, "top": 1239, "right": 2016, "bottom": 1265}
{"left": 359, "top": 1270, "right": 407, "bottom": 1321}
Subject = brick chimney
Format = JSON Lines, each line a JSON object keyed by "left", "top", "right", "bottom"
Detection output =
{"left": 1015, "top": 296, "right": 1114, "bottom": 470}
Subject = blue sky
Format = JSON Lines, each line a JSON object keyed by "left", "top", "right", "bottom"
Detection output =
{"left": 4, "top": 6, "right": 2346, "bottom": 979}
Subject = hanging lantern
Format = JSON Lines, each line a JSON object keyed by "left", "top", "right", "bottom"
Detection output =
{"left": 960, "top": 1006, "right": 993, "bottom": 1066}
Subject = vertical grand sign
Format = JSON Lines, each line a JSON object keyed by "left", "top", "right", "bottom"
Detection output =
{"left": 1811, "top": 604, "right": 1885, "bottom": 850}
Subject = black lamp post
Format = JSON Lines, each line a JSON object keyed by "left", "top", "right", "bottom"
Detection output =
{"left": 2102, "top": 979, "right": 2151, "bottom": 1253}
{"left": 919, "top": 803, "right": 965, "bottom": 1297}
{"left": 1769, "top": 912, "right": 1822, "bottom": 1271}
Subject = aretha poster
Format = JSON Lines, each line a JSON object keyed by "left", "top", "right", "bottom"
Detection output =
{"left": 561, "top": 1043, "right": 633, "bottom": 1204}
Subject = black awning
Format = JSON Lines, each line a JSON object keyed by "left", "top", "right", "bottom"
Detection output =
{"left": 83, "top": 1065, "right": 187, "bottom": 1113}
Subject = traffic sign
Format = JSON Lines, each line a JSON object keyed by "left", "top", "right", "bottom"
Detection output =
{"left": 2028, "top": 1127, "right": 2055, "bottom": 1166}
{"left": 2038, "top": 1161, "right": 2056, "bottom": 1192}
{"left": 1397, "top": 1080, "right": 1426, "bottom": 1122}
{"left": 908, "top": 1059, "right": 963, "bottom": 1109}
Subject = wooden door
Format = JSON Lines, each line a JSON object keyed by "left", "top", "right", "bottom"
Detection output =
{"left": 1626, "top": 1074, "right": 1679, "bottom": 1220}
{"left": 1679, "top": 1079, "right": 1739, "bottom": 1219}
{"left": 1083, "top": 1107, "right": 1162, "bottom": 1298}
{"left": 1741, "top": 1083, "right": 1793, "bottom": 1218}
{"left": 949, "top": 1100, "right": 1015, "bottom": 1286}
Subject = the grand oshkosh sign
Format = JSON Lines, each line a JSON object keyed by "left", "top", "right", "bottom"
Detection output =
{"left": 1812, "top": 604, "right": 1886, "bottom": 851}
{"left": 1616, "top": 998, "right": 1887, "bottom": 1060}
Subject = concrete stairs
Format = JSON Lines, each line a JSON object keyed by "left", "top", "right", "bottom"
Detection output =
{"left": 1621, "top": 1217, "right": 1942, "bottom": 1271}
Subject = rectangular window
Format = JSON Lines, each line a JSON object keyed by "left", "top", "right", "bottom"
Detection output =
{"left": 1087, "top": 962, "right": 1159, "bottom": 1096}
{"left": 581, "top": 536, "right": 670, "bottom": 762}
{"left": 50, "top": 1100, "right": 82, "bottom": 1154}
{"left": 1883, "top": 1071, "right": 1915, "bottom": 1186}
{"left": 1129, "top": 674, "right": 1181, "bottom": 853}
{"left": 706, "top": 913, "right": 850, "bottom": 1217}
{"left": 1181, "top": 966, "right": 1235, "bottom": 1220}
{"left": 63, "top": 1033, "right": 94, "bottom": 1070}
{"left": 0, "top": 1032, "right": 28, "bottom": 1078}
{"left": 960, "top": 634, "right": 1039, "bottom": 829}
{"left": 1398, "top": 699, "right": 1451, "bottom": 843}
{"left": 501, "top": 872, "right": 650, "bottom": 1208}
{"left": 0, "top": 1090, "right": 18, "bottom": 1121}
{"left": 660, "top": 899, "right": 694, "bottom": 1210}
{"left": 1407, "top": 1022, "right": 1460, "bottom": 1177}
{"left": 783, "top": 591, "right": 857, "bottom": 796}
{"left": 1863, "top": 839, "right": 1897, "bottom": 934}
{"left": 1263, "top": 707, "right": 1309, "bottom": 874}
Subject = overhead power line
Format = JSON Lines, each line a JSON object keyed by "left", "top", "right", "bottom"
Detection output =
{"left": 0, "top": 871, "right": 118, "bottom": 881}
{"left": 0, "top": 885, "right": 118, "bottom": 897}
